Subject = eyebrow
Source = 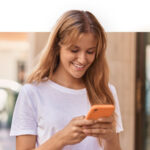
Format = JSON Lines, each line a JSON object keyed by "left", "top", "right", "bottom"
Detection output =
{"left": 71, "top": 45, "right": 96, "bottom": 50}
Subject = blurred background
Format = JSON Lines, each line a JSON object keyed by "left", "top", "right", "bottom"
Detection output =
{"left": 0, "top": 32, "right": 149, "bottom": 150}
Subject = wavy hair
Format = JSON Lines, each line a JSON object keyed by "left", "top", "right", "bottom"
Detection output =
{"left": 26, "top": 10, "right": 115, "bottom": 106}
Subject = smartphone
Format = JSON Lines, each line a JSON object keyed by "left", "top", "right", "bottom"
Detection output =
{"left": 86, "top": 104, "right": 115, "bottom": 120}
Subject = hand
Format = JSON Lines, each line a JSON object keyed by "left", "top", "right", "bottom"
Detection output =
{"left": 82, "top": 116, "right": 116, "bottom": 141}
{"left": 58, "top": 116, "right": 96, "bottom": 146}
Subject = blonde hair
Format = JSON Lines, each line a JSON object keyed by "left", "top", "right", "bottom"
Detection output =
{"left": 26, "top": 10, "right": 115, "bottom": 106}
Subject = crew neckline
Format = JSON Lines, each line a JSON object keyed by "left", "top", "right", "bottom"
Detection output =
{"left": 47, "top": 80, "right": 87, "bottom": 94}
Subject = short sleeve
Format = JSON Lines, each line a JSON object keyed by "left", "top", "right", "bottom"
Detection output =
{"left": 10, "top": 85, "right": 38, "bottom": 136}
{"left": 109, "top": 84, "right": 124, "bottom": 133}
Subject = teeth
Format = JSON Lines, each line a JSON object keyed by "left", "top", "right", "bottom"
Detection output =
{"left": 73, "top": 63, "right": 84, "bottom": 68}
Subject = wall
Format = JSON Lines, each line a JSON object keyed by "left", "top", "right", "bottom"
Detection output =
{"left": 106, "top": 32, "right": 136, "bottom": 150}
{"left": 0, "top": 40, "right": 29, "bottom": 81}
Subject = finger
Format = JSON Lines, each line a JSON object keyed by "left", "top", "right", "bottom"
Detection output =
{"left": 72, "top": 129, "right": 87, "bottom": 139}
{"left": 83, "top": 123, "right": 113, "bottom": 129}
{"left": 96, "top": 116, "right": 114, "bottom": 123}
{"left": 83, "top": 128, "right": 114, "bottom": 134}
{"left": 79, "top": 132, "right": 87, "bottom": 138}
{"left": 71, "top": 124, "right": 91, "bottom": 134}
{"left": 78, "top": 116, "right": 86, "bottom": 119}
{"left": 86, "top": 133, "right": 100, "bottom": 137}
{"left": 74, "top": 119, "right": 96, "bottom": 126}
{"left": 73, "top": 116, "right": 85, "bottom": 120}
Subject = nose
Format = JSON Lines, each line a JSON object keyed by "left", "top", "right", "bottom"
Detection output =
{"left": 77, "top": 52, "right": 87, "bottom": 64}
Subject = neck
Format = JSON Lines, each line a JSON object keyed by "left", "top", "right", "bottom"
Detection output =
{"left": 51, "top": 66, "right": 85, "bottom": 89}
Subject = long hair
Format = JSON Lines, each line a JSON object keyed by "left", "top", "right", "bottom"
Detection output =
{"left": 26, "top": 10, "right": 115, "bottom": 106}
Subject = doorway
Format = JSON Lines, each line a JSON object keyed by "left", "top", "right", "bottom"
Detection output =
{"left": 135, "top": 32, "right": 150, "bottom": 150}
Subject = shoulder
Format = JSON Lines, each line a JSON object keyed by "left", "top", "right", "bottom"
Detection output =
{"left": 20, "top": 81, "right": 48, "bottom": 96}
{"left": 20, "top": 83, "right": 36, "bottom": 94}
{"left": 23, "top": 80, "right": 49, "bottom": 90}
{"left": 17, "top": 82, "right": 48, "bottom": 106}
{"left": 108, "top": 83, "right": 120, "bottom": 105}
{"left": 108, "top": 83, "right": 117, "bottom": 94}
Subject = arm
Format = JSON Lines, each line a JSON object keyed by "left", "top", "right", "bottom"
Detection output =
{"left": 16, "top": 116, "right": 96, "bottom": 150}
{"left": 101, "top": 133, "right": 121, "bottom": 150}
{"left": 16, "top": 132, "right": 65, "bottom": 150}
{"left": 16, "top": 135, "right": 36, "bottom": 150}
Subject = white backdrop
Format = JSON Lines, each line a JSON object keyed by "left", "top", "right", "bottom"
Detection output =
{"left": 0, "top": 0, "right": 150, "bottom": 31}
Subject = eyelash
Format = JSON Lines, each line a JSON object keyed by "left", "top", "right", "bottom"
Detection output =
{"left": 71, "top": 49, "right": 94, "bottom": 54}
{"left": 71, "top": 49, "right": 78, "bottom": 53}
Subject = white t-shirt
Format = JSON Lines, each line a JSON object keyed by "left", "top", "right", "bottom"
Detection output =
{"left": 10, "top": 80, "right": 123, "bottom": 150}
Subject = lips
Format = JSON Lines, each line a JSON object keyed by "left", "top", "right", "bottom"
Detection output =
{"left": 72, "top": 62, "right": 85, "bottom": 70}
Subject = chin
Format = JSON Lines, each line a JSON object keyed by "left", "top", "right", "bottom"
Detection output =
{"left": 73, "top": 76, "right": 82, "bottom": 79}
{"left": 72, "top": 73, "right": 85, "bottom": 79}
{"left": 69, "top": 69, "right": 87, "bottom": 79}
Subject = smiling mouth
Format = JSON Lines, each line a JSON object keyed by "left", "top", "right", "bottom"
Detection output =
{"left": 72, "top": 62, "right": 85, "bottom": 70}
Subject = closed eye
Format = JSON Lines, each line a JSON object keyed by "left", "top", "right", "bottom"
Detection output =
{"left": 71, "top": 49, "right": 79, "bottom": 53}
{"left": 87, "top": 51, "right": 95, "bottom": 54}
{"left": 70, "top": 48, "right": 95, "bottom": 54}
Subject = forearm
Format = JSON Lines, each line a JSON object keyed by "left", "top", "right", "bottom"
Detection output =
{"left": 33, "top": 132, "right": 65, "bottom": 150}
{"left": 101, "top": 133, "right": 121, "bottom": 150}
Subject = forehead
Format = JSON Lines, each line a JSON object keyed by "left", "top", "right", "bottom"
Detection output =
{"left": 74, "top": 33, "right": 97, "bottom": 47}
{"left": 63, "top": 32, "right": 98, "bottom": 48}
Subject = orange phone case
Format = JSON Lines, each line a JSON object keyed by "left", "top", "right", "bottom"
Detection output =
{"left": 86, "top": 104, "right": 115, "bottom": 120}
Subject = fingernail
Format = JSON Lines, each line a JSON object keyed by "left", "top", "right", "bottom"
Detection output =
{"left": 94, "top": 120, "right": 98, "bottom": 123}
{"left": 98, "top": 118, "right": 103, "bottom": 121}
{"left": 82, "top": 126, "right": 87, "bottom": 128}
{"left": 83, "top": 129, "right": 88, "bottom": 133}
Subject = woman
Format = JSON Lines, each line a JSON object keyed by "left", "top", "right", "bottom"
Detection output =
{"left": 10, "top": 10, "right": 123, "bottom": 150}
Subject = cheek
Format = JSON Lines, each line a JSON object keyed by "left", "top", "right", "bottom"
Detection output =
{"left": 88, "top": 55, "right": 95, "bottom": 64}
{"left": 60, "top": 52, "right": 74, "bottom": 65}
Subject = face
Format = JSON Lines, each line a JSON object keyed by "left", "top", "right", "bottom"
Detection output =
{"left": 57, "top": 33, "right": 97, "bottom": 80}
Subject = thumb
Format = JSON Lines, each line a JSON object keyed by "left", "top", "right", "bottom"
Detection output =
{"left": 75, "top": 115, "right": 85, "bottom": 120}
{"left": 79, "top": 115, "right": 86, "bottom": 119}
